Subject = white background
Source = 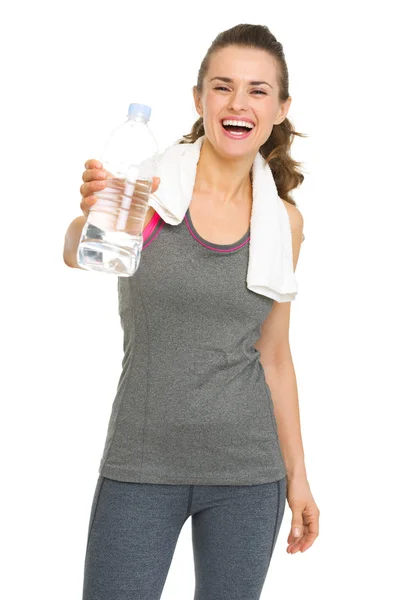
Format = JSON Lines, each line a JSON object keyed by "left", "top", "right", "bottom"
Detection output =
{"left": 1, "top": 0, "right": 400, "bottom": 598}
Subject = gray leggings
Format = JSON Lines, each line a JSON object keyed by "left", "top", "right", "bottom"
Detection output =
{"left": 82, "top": 474, "right": 287, "bottom": 600}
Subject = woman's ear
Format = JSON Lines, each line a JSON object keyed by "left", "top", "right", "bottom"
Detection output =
{"left": 192, "top": 86, "right": 203, "bottom": 118}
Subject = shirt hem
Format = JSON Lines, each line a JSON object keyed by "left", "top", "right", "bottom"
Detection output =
{"left": 99, "top": 464, "right": 287, "bottom": 486}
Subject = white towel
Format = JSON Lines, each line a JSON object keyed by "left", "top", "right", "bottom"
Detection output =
{"left": 147, "top": 134, "right": 298, "bottom": 303}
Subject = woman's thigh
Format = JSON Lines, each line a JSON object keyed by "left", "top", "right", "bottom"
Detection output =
{"left": 82, "top": 476, "right": 190, "bottom": 600}
{"left": 190, "top": 476, "right": 287, "bottom": 600}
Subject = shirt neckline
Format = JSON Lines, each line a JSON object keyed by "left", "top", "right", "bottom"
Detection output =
{"left": 184, "top": 207, "right": 250, "bottom": 252}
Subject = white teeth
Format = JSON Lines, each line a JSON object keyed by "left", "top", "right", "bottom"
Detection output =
{"left": 222, "top": 119, "right": 254, "bottom": 129}
{"left": 226, "top": 130, "right": 249, "bottom": 136}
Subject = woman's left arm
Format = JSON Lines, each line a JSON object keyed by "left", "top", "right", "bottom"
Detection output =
{"left": 265, "top": 358, "right": 307, "bottom": 481}
{"left": 254, "top": 200, "right": 320, "bottom": 555}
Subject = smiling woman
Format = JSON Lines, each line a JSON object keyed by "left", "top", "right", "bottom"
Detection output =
{"left": 178, "top": 30, "right": 308, "bottom": 209}
{"left": 80, "top": 23, "right": 317, "bottom": 600}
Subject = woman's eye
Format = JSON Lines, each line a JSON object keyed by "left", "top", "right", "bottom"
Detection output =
{"left": 214, "top": 86, "right": 267, "bottom": 95}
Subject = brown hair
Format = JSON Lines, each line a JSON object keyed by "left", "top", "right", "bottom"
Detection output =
{"left": 176, "top": 23, "right": 307, "bottom": 207}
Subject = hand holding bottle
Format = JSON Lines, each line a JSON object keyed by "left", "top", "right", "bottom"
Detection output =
{"left": 80, "top": 159, "right": 160, "bottom": 220}
{"left": 77, "top": 103, "right": 159, "bottom": 275}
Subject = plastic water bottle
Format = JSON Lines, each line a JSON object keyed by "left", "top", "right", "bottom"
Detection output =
{"left": 77, "top": 103, "right": 159, "bottom": 276}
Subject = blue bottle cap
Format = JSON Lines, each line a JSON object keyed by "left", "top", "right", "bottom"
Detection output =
{"left": 128, "top": 103, "right": 151, "bottom": 122}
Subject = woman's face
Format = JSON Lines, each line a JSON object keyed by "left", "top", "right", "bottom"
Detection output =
{"left": 193, "top": 45, "right": 291, "bottom": 159}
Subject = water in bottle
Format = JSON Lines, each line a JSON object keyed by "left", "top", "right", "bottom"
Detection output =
{"left": 77, "top": 103, "right": 159, "bottom": 276}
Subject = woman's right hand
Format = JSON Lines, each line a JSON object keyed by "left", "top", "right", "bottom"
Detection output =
{"left": 79, "top": 159, "right": 161, "bottom": 219}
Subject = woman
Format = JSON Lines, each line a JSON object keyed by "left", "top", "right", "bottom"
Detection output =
{"left": 65, "top": 23, "right": 320, "bottom": 600}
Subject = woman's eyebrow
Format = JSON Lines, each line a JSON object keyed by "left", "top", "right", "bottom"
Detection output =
{"left": 209, "top": 76, "right": 273, "bottom": 89}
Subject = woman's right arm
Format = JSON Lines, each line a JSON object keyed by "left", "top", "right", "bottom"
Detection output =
{"left": 63, "top": 216, "right": 87, "bottom": 269}
{"left": 63, "top": 159, "right": 107, "bottom": 269}
{"left": 63, "top": 159, "right": 160, "bottom": 269}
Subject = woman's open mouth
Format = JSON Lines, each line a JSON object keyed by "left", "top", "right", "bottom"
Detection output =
{"left": 221, "top": 120, "right": 254, "bottom": 140}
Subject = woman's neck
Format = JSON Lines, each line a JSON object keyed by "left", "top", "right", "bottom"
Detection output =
{"left": 193, "top": 137, "right": 254, "bottom": 207}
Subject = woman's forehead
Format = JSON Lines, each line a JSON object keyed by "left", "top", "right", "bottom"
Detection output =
{"left": 207, "top": 47, "right": 277, "bottom": 85}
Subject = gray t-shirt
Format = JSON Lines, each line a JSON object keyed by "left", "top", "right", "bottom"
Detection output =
{"left": 98, "top": 207, "right": 287, "bottom": 485}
